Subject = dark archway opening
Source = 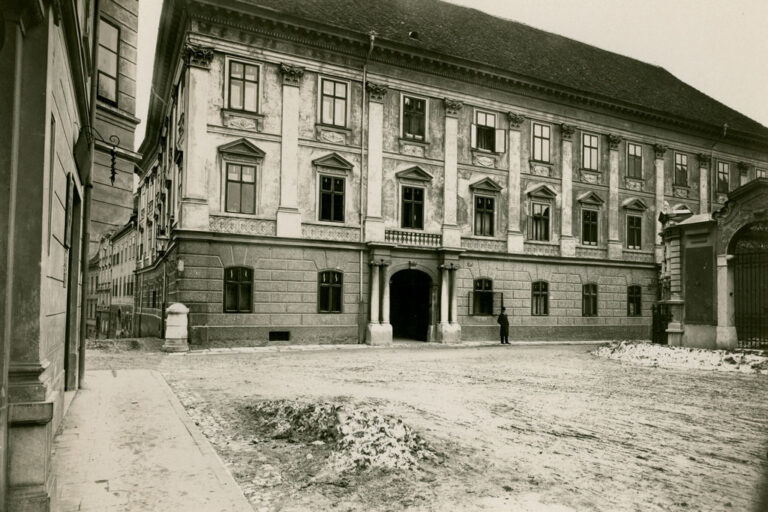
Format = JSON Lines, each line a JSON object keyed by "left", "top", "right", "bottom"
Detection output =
{"left": 390, "top": 269, "right": 431, "bottom": 341}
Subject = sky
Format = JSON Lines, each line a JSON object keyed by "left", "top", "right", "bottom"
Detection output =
{"left": 134, "top": 0, "right": 768, "bottom": 150}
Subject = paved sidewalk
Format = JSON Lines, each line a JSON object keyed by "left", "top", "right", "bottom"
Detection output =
{"left": 52, "top": 369, "right": 252, "bottom": 511}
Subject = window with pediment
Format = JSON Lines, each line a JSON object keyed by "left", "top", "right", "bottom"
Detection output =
{"left": 470, "top": 178, "right": 503, "bottom": 237}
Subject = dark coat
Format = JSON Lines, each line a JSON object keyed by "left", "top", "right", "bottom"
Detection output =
{"left": 497, "top": 312, "right": 509, "bottom": 334}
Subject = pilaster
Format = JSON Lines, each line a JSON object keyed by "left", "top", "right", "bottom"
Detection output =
{"left": 364, "top": 82, "right": 388, "bottom": 242}
{"left": 365, "top": 258, "right": 392, "bottom": 345}
{"left": 607, "top": 134, "right": 623, "bottom": 259}
{"left": 697, "top": 154, "right": 710, "bottom": 214}
{"left": 442, "top": 98, "right": 463, "bottom": 247}
{"left": 716, "top": 255, "right": 738, "bottom": 349}
{"left": 507, "top": 113, "right": 525, "bottom": 253}
{"left": 276, "top": 64, "right": 305, "bottom": 237}
{"left": 437, "top": 252, "right": 461, "bottom": 343}
{"left": 654, "top": 144, "right": 668, "bottom": 264}
{"left": 560, "top": 124, "right": 576, "bottom": 256}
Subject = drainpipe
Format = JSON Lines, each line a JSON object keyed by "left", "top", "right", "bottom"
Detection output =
{"left": 359, "top": 31, "right": 375, "bottom": 303}
{"left": 79, "top": 0, "right": 100, "bottom": 387}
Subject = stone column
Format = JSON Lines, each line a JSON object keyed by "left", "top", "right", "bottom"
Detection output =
{"left": 450, "top": 267, "right": 459, "bottom": 325}
{"left": 276, "top": 64, "right": 305, "bottom": 237}
{"left": 366, "top": 261, "right": 391, "bottom": 345}
{"left": 437, "top": 263, "right": 460, "bottom": 343}
{"left": 654, "top": 144, "right": 668, "bottom": 264}
{"left": 369, "top": 262, "right": 380, "bottom": 325}
{"left": 439, "top": 266, "right": 450, "bottom": 325}
{"left": 560, "top": 124, "right": 577, "bottom": 257}
{"left": 180, "top": 44, "right": 214, "bottom": 231}
{"left": 715, "top": 255, "right": 737, "bottom": 349}
{"left": 507, "top": 113, "right": 526, "bottom": 252}
{"left": 364, "top": 83, "right": 387, "bottom": 242}
{"left": 380, "top": 263, "right": 390, "bottom": 325}
{"left": 697, "top": 154, "right": 710, "bottom": 214}
{"left": 442, "top": 99, "right": 463, "bottom": 248}
{"left": 607, "top": 134, "right": 623, "bottom": 259}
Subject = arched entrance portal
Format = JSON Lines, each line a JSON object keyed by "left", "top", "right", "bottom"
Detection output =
{"left": 390, "top": 269, "right": 431, "bottom": 341}
{"left": 730, "top": 221, "right": 768, "bottom": 348}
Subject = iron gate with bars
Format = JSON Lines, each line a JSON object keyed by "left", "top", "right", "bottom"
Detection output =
{"left": 734, "top": 251, "right": 768, "bottom": 348}
{"left": 651, "top": 303, "right": 670, "bottom": 344}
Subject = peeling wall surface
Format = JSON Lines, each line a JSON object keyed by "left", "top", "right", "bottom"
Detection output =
{"left": 134, "top": 1, "right": 768, "bottom": 347}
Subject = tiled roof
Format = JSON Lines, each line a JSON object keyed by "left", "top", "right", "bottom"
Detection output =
{"left": 242, "top": 0, "right": 767, "bottom": 138}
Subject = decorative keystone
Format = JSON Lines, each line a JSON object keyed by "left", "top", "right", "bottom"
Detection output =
{"left": 560, "top": 123, "right": 576, "bottom": 140}
{"left": 608, "top": 134, "right": 623, "bottom": 150}
{"left": 280, "top": 64, "right": 305, "bottom": 86}
{"left": 507, "top": 112, "right": 526, "bottom": 128}
{"left": 365, "top": 82, "right": 388, "bottom": 102}
{"left": 653, "top": 143, "right": 669, "bottom": 159}
{"left": 443, "top": 98, "right": 463, "bottom": 117}
{"left": 182, "top": 43, "right": 214, "bottom": 69}
{"left": 696, "top": 153, "right": 711, "bottom": 166}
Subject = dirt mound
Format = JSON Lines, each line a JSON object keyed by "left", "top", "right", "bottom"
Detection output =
{"left": 246, "top": 399, "right": 435, "bottom": 471}
{"left": 593, "top": 341, "right": 768, "bottom": 374}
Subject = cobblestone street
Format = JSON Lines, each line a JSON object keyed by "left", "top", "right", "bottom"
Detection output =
{"left": 89, "top": 343, "right": 768, "bottom": 511}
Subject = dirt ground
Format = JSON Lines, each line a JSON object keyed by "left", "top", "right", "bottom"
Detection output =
{"left": 87, "top": 341, "right": 768, "bottom": 512}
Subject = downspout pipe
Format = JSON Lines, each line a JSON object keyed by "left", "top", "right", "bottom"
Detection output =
{"left": 359, "top": 31, "right": 375, "bottom": 302}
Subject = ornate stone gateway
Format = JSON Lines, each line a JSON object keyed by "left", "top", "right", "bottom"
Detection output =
{"left": 731, "top": 222, "right": 768, "bottom": 348}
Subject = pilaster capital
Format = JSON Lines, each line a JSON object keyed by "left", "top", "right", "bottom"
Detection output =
{"left": 365, "top": 81, "right": 388, "bottom": 102}
{"left": 696, "top": 153, "right": 711, "bottom": 167}
{"left": 280, "top": 64, "right": 305, "bottom": 86}
{"left": 737, "top": 161, "right": 750, "bottom": 171}
{"left": 608, "top": 134, "right": 623, "bottom": 150}
{"left": 560, "top": 123, "right": 576, "bottom": 140}
{"left": 443, "top": 98, "right": 464, "bottom": 117}
{"left": 182, "top": 43, "right": 215, "bottom": 69}
{"left": 438, "top": 262, "right": 460, "bottom": 271}
{"left": 653, "top": 143, "right": 669, "bottom": 159}
{"left": 368, "top": 258, "right": 390, "bottom": 267}
{"left": 507, "top": 112, "right": 526, "bottom": 129}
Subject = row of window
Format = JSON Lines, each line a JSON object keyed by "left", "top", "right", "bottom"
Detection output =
{"left": 111, "top": 275, "right": 135, "bottom": 297}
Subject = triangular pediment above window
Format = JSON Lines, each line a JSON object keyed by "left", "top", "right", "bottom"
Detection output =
{"left": 313, "top": 152, "right": 354, "bottom": 171}
{"left": 622, "top": 198, "right": 649, "bottom": 211}
{"left": 218, "top": 138, "right": 265, "bottom": 160}
{"left": 577, "top": 191, "right": 605, "bottom": 206}
{"left": 469, "top": 177, "right": 503, "bottom": 193}
{"left": 671, "top": 203, "right": 693, "bottom": 214}
{"left": 525, "top": 183, "right": 557, "bottom": 199}
{"left": 396, "top": 166, "right": 433, "bottom": 182}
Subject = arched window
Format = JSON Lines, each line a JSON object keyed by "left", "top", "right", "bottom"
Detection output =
{"left": 532, "top": 281, "right": 549, "bottom": 316}
{"left": 318, "top": 271, "right": 343, "bottom": 313}
{"left": 582, "top": 283, "right": 598, "bottom": 317}
{"left": 224, "top": 267, "right": 252, "bottom": 313}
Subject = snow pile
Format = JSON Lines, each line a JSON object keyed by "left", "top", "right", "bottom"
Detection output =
{"left": 247, "top": 399, "right": 434, "bottom": 471}
{"left": 593, "top": 341, "right": 768, "bottom": 374}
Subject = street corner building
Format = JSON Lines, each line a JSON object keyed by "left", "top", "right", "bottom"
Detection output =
{"left": 134, "top": 0, "right": 768, "bottom": 348}
{"left": 0, "top": 0, "right": 138, "bottom": 510}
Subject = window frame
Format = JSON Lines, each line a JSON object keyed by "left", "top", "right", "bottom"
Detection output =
{"left": 674, "top": 153, "right": 688, "bottom": 187}
{"left": 472, "top": 109, "right": 498, "bottom": 152}
{"left": 400, "top": 94, "right": 428, "bottom": 141}
{"left": 532, "top": 122, "right": 551, "bottom": 163}
{"left": 717, "top": 161, "right": 730, "bottom": 193}
{"left": 757, "top": 168, "right": 767, "bottom": 179}
{"left": 224, "top": 162, "right": 258, "bottom": 215}
{"left": 582, "top": 283, "right": 598, "bottom": 317}
{"left": 400, "top": 184, "right": 426, "bottom": 230}
{"left": 225, "top": 58, "right": 261, "bottom": 113}
{"left": 472, "top": 278, "right": 494, "bottom": 316}
{"left": 317, "top": 270, "right": 343, "bottom": 313}
{"left": 627, "top": 285, "right": 642, "bottom": 316}
{"left": 581, "top": 207, "right": 599, "bottom": 246}
{"left": 626, "top": 214, "right": 643, "bottom": 250}
{"left": 97, "top": 17, "right": 120, "bottom": 104}
{"left": 473, "top": 194, "right": 496, "bottom": 237}
{"left": 582, "top": 132, "right": 600, "bottom": 171}
{"left": 627, "top": 142, "right": 643, "bottom": 179}
{"left": 318, "top": 76, "right": 350, "bottom": 128}
{"left": 531, "top": 280, "right": 549, "bottom": 316}
{"left": 224, "top": 266, "right": 253, "bottom": 313}
{"left": 317, "top": 174, "right": 346, "bottom": 223}
{"left": 529, "top": 201, "right": 551, "bottom": 241}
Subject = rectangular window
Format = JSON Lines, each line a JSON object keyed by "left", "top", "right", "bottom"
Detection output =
{"left": 581, "top": 209, "right": 598, "bottom": 246}
{"left": 582, "top": 283, "right": 598, "bottom": 317}
{"left": 474, "top": 196, "right": 495, "bottom": 236}
{"left": 319, "top": 175, "right": 345, "bottom": 223}
{"left": 532, "top": 123, "right": 550, "bottom": 162}
{"left": 97, "top": 18, "right": 119, "bottom": 103}
{"left": 532, "top": 281, "right": 549, "bottom": 316}
{"left": 529, "top": 202, "right": 550, "bottom": 241}
{"left": 674, "top": 153, "right": 688, "bottom": 186}
{"left": 402, "top": 96, "right": 426, "bottom": 141}
{"left": 225, "top": 163, "right": 256, "bottom": 214}
{"left": 320, "top": 78, "right": 347, "bottom": 127}
{"left": 582, "top": 133, "right": 599, "bottom": 171}
{"left": 472, "top": 279, "right": 494, "bottom": 315}
{"left": 757, "top": 169, "right": 767, "bottom": 179}
{"left": 717, "top": 162, "right": 730, "bottom": 193}
{"left": 473, "top": 111, "right": 496, "bottom": 152}
{"left": 224, "top": 267, "right": 252, "bottom": 313}
{"left": 318, "top": 271, "right": 343, "bottom": 313}
{"left": 228, "top": 61, "right": 259, "bottom": 112}
{"left": 401, "top": 186, "right": 424, "bottom": 229}
{"left": 627, "top": 215, "right": 642, "bottom": 249}
{"left": 627, "top": 285, "right": 642, "bottom": 316}
{"left": 627, "top": 143, "right": 643, "bottom": 179}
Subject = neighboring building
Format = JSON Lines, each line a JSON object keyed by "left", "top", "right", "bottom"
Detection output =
{"left": 95, "top": 234, "right": 113, "bottom": 338}
{"left": 108, "top": 221, "right": 138, "bottom": 337}
{"left": 86, "top": 256, "right": 100, "bottom": 338}
{"left": 89, "top": 0, "right": 140, "bottom": 256}
{"left": 0, "top": 2, "right": 94, "bottom": 509}
{"left": 136, "top": 0, "right": 768, "bottom": 347}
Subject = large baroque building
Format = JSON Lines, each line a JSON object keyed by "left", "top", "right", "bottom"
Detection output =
{"left": 135, "top": 0, "right": 768, "bottom": 347}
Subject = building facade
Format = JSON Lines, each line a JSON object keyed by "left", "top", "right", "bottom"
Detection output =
{"left": 135, "top": 0, "right": 768, "bottom": 347}
{"left": 0, "top": 2, "right": 95, "bottom": 510}
{"left": 86, "top": 256, "right": 99, "bottom": 338}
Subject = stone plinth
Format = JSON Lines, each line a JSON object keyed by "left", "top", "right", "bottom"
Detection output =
{"left": 163, "top": 303, "right": 190, "bottom": 352}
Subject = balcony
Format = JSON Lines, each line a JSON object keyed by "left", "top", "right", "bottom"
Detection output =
{"left": 385, "top": 229, "right": 442, "bottom": 248}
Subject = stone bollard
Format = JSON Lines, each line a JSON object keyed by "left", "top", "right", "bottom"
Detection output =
{"left": 162, "top": 303, "right": 190, "bottom": 352}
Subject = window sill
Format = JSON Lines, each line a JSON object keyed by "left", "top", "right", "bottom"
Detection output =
{"left": 472, "top": 147, "right": 502, "bottom": 156}
{"left": 315, "top": 123, "right": 351, "bottom": 133}
{"left": 466, "top": 234, "right": 502, "bottom": 241}
{"left": 525, "top": 240, "right": 557, "bottom": 245}
{"left": 221, "top": 108, "right": 263, "bottom": 119}
{"left": 307, "top": 220, "right": 359, "bottom": 228}
{"left": 399, "top": 137, "right": 430, "bottom": 147}
{"left": 213, "top": 211, "right": 262, "bottom": 219}
{"left": 623, "top": 247, "right": 647, "bottom": 253}
{"left": 529, "top": 159, "right": 552, "bottom": 165}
